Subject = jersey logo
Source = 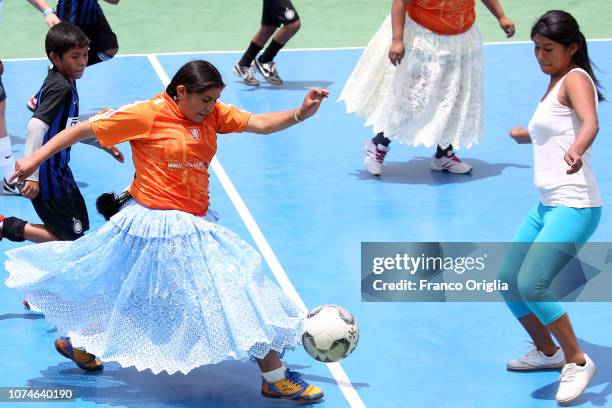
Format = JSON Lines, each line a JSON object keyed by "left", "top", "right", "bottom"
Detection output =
{"left": 66, "top": 117, "right": 79, "bottom": 128}
{"left": 189, "top": 127, "right": 201, "bottom": 142}
{"left": 72, "top": 218, "right": 83, "bottom": 234}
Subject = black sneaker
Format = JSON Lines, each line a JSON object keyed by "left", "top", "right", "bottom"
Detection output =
{"left": 254, "top": 58, "right": 283, "bottom": 85}
{"left": 2, "top": 177, "right": 21, "bottom": 195}
{"left": 232, "top": 62, "right": 260, "bottom": 86}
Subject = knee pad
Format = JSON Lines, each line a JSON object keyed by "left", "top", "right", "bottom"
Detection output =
{"left": 2, "top": 217, "right": 27, "bottom": 242}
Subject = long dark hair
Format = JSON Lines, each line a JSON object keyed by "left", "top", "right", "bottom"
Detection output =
{"left": 531, "top": 10, "right": 605, "bottom": 102}
{"left": 166, "top": 60, "right": 225, "bottom": 98}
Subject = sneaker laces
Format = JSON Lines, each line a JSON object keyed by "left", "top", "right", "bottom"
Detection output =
{"left": 285, "top": 370, "right": 308, "bottom": 388}
{"left": 560, "top": 364, "right": 578, "bottom": 382}
{"left": 367, "top": 145, "right": 387, "bottom": 163}
{"left": 447, "top": 152, "right": 461, "bottom": 163}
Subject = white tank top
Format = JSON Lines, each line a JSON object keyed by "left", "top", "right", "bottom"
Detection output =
{"left": 527, "top": 68, "right": 602, "bottom": 208}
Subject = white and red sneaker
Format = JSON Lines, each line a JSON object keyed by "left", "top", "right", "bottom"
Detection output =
{"left": 430, "top": 151, "right": 472, "bottom": 174}
{"left": 364, "top": 139, "right": 389, "bottom": 176}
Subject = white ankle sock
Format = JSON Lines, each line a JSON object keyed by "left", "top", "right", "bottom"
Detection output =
{"left": 262, "top": 364, "right": 286, "bottom": 383}
{"left": 0, "top": 136, "right": 15, "bottom": 182}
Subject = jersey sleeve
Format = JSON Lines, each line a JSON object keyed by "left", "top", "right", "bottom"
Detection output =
{"left": 32, "top": 80, "right": 72, "bottom": 126}
{"left": 90, "top": 100, "right": 157, "bottom": 146}
{"left": 213, "top": 101, "right": 251, "bottom": 134}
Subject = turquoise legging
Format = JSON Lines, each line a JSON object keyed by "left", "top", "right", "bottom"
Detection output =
{"left": 498, "top": 203, "right": 601, "bottom": 325}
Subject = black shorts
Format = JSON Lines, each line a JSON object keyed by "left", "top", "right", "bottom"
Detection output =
{"left": 32, "top": 188, "right": 90, "bottom": 241}
{"left": 79, "top": 12, "right": 118, "bottom": 53}
{"left": 262, "top": 0, "right": 299, "bottom": 27}
{"left": 0, "top": 60, "right": 5, "bottom": 102}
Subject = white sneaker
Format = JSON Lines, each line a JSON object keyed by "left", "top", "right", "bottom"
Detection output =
{"left": 507, "top": 347, "right": 566, "bottom": 371}
{"left": 556, "top": 353, "right": 596, "bottom": 404}
{"left": 364, "top": 139, "right": 389, "bottom": 176}
{"left": 430, "top": 151, "right": 472, "bottom": 174}
{"left": 232, "top": 62, "right": 260, "bottom": 86}
{"left": 2, "top": 177, "right": 21, "bottom": 195}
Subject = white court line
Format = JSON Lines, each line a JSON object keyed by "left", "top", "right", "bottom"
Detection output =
{"left": 147, "top": 54, "right": 367, "bottom": 408}
{"left": 3, "top": 37, "right": 612, "bottom": 62}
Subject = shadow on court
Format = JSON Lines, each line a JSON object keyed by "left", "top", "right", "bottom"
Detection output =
{"left": 232, "top": 80, "right": 334, "bottom": 91}
{"left": 27, "top": 360, "right": 368, "bottom": 408}
{"left": 351, "top": 157, "right": 530, "bottom": 185}
{"left": 531, "top": 339, "right": 612, "bottom": 406}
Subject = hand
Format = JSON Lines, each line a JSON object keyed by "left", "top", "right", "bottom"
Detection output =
{"left": 564, "top": 148, "right": 583, "bottom": 174}
{"left": 509, "top": 125, "right": 530, "bottom": 144}
{"left": 45, "top": 12, "right": 60, "bottom": 27}
{"left": 388, "top": 39, "right": 405, "bottom": 65}
{"left": 499, "top": 16, "right": 515, "bottom": 38}
{"left": 105, "top": 145, "right": 124, "bottom": 163}
{"left": 10, "top": 157, "right": 39, "bottom": 185}
{"left": 297, "top": 88, "right": 329, "bottom": 120}
{"left": 21, "top": 180, "right": 40, "bottom": 199}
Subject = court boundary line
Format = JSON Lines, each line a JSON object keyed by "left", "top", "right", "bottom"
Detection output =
{"left": 3, "top": 38, "right": 612, "bottom": 62}
{"left": 147, "top": 53, "right": 367, "bottom": 408}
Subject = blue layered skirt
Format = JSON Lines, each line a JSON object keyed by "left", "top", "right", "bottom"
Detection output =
{"left": 5, "top": 200, "right": 303, "bottom": 374}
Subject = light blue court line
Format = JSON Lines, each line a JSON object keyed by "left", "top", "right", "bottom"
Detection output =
{"left": 2, "top": 41, "right": 612, "bottom": 408}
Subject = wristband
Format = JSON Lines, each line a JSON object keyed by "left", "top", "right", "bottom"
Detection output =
{"left": 292, "top": 110, "right": 303, "bottom": 123}
{"left": 43, "top": 7, "right": 55, "bottom": 17}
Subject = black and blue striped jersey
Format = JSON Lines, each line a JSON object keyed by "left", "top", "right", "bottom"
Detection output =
{"left": 33, "top": 70, "right": 79, "bottom": 201}
{"left": 56, "top": 0, "right": 102, "bottom": 25}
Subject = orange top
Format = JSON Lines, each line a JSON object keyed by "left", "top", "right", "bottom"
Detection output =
{"left": 407, "top": 0, "right": 476, "bottom": 35}
{"left": 90, "top": 93, "right": 251, "bottom": 216}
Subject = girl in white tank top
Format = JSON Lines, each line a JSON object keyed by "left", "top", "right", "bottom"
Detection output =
{"left": 500, "top": 10, "right": 605, "bottom": 405}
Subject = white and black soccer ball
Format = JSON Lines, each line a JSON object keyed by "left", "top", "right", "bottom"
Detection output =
{"left": 301, "top": 304, "right": 359, "bottom": 363}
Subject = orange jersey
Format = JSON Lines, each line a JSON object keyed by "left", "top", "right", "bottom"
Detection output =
{"left": 90, "top": 93, "right": 251, "bottom": 216}
{"left": 407, "top": 0, "right": 476, "bottom": 35}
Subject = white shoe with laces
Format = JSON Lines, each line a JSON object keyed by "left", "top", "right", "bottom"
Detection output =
{"left": 364, "top": 139, "right": 389, "bottom": 176}
{"left": 556, "top": 353, "right": 596, "bottom": 404}
{"left": 507, "top": 346, "right": 566, "bottom": 371}
{"left": 430, "top": 151, "right": 472, "bottom": 174}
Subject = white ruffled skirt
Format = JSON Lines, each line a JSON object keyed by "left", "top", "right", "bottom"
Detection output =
{"left": 5, "top": 200, "right": 302, "bottom": 375}
{"left": 338, "top": 15, "right": 484, "bottom": 148}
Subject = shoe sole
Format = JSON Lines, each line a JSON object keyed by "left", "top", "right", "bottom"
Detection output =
{"left": 430, "top": 163, "right": 472, "bottom": 174}
{"left": 231, "top": 65, "right": 260, "bottom": 86}
{"left": 506, "top": 364, "right": 565, "bottom": 371}
{"left": 261, "top": 390, "right": 324, "bottom": 402}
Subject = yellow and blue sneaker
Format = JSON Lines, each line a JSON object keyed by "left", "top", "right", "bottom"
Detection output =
{"left": 261, "top": 369, "right": 324, "bottom": 401}
{"left": 54, "top": 336, "right": 103, "bottom": 371}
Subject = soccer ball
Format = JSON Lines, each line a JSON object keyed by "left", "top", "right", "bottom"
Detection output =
{"left": 301, "top": 304, "right": 359, "bottom": 363}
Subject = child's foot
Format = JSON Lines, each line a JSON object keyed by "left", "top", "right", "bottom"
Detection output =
{"left": 430, "top": 151, "right": 472, "bottom": 174}
{"left": 232, "top": 62, "right": 260, "bottom": 86}
{"left": 254, "top": 58, "right": 283, "bottom": 85}
{"left": 261, "top": 369, "right": 324, "bottom": 401}
{"left": 54, "top": 336, "right": 103, "bottom": 371}
{"left": 2, "top": 178, "right": 21, "bottom": 195}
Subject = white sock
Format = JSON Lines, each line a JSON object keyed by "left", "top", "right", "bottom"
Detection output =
{"left": 0, "top": 136, "right": 15, "bottom": 182}
{"left": 261, "top": 364, "right": 286, "bottom": 383}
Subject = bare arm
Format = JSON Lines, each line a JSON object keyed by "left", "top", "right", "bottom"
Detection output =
{"left": 509, "top": 125, "right": 531, "bottom": 144}
{"left": 246, "top": 88, "right": 329, "bottom": 134}
{"left": 11, "top": 121, "right": 95, "bottom": 184}
{"left": 389, "top": 0, "right": 409, "bottom": 65}
{"left": 480, "top": 0, "right": 515, "bottom": 37}
{"left": 563, "top": 71, "right": 599, "bottom": 174}
{"left": 28, "top": 0, "right": 60, "bottom": 27}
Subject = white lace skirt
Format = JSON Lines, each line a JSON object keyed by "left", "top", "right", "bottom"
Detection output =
{"left": 338, "top": 15, "right": 484, "bottom": 149}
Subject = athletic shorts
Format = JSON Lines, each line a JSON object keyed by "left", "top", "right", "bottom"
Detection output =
{"left": 262, "top": 0, "right": 299, "bottom": 27}
{"left": 79, "top": 12, "right": 118, "bottom": 53}
{"left": 32, "top": 188, "right": 89, "bottom": 241}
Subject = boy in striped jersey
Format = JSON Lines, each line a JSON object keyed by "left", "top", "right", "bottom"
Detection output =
{"left": 27, "top": 0, "right": 120, "bottom": 111}
{"left": 1, "top": 22, "right": 122, "bottom": 244}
